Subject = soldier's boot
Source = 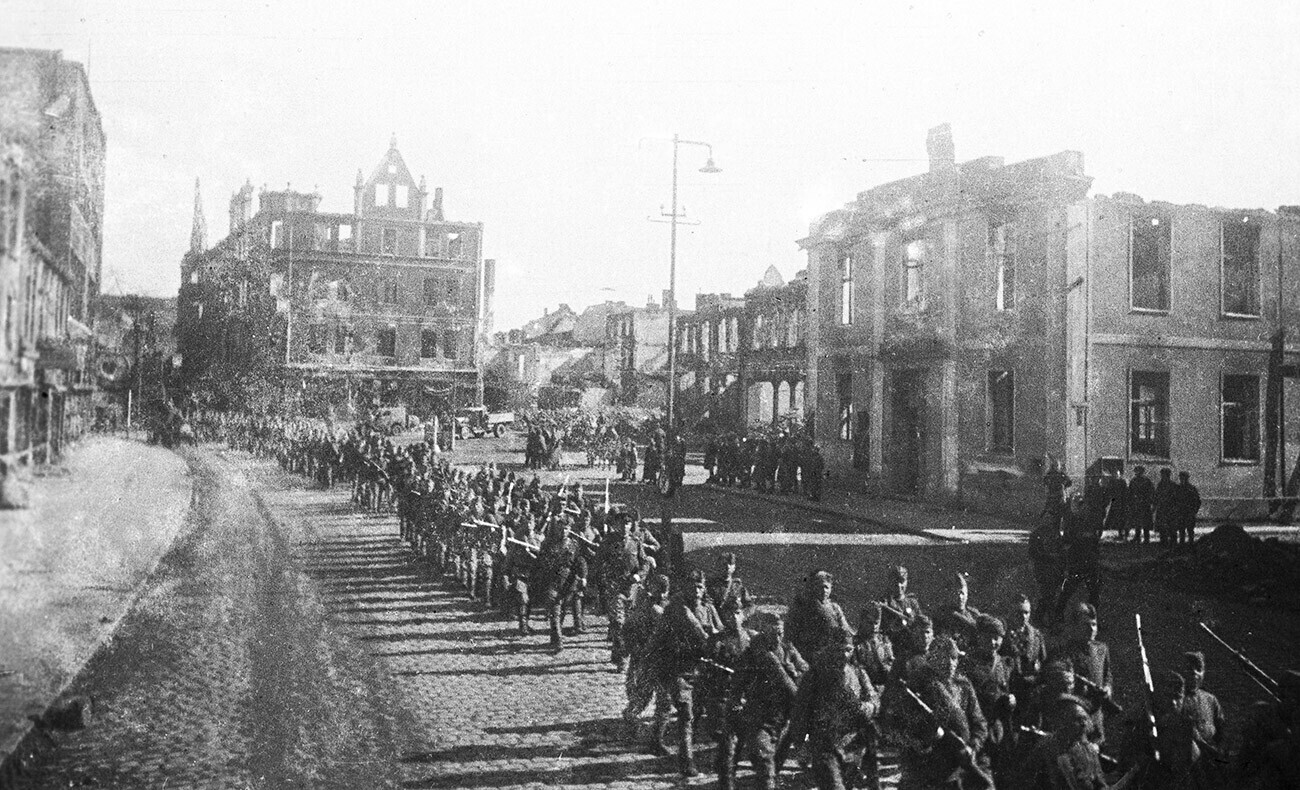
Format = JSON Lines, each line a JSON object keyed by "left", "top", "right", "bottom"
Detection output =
{"left": 571, "top": 598, "right": 585, "bottom": 635}
{"left": 649, "top": 711, "right": 671, "bottom": 757}
{"left": 678, "top": 718, "right": 698, "bottom": 777}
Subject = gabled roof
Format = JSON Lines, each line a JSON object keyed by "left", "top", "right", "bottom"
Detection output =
{"left": 365, "top": 135, "right": 417, "bottom": 188}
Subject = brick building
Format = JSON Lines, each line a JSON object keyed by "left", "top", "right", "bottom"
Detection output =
{"left": 177, "top": 139, "right": 489, "bottom": 418}
{"left": 802, "top": 125, "right": 1300, "bottom": 521}
{"left": 0, "top": 48, "right": 104, "bottom": 462}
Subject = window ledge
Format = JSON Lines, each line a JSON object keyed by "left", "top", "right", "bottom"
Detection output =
{"left": 1128, "top": 451, "right": 1171, "bottom": 463}
{"left": 1128, "top": 307, "right": 1170, "bottom": 316}
{"left": 1219, "top": 458, "right": 1260, "bottom": 467}
{"left": 1219, "top": 312, "right": 1261, "bottom": 321}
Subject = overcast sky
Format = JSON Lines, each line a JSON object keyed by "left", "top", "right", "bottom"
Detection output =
{"left": 6, "top": 0, "right": 1299, "bottom": 330}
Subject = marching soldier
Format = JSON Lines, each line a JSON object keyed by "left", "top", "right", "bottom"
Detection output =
{"left": 787, "top": 627, "right": 880, "bottom": 790}
{"left": 878, "top": 565, "right": 924, "bottom": 655}
{"left": 643, "top": 569, "right": 722, "bottom": 777}
{"left": 1052, "top": 603, "right": 1114, "bottom": 746}
{"left": 736, "top": 612, "right": 805, "bottom": 790}
{"left": 934, "top": 571, "right": 982, "bottom": 651}
{"left": 787, "top": 570, "right": 852, "bottom": 662}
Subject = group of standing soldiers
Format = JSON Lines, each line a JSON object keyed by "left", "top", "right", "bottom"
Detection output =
{"left": 1041, "top": 461, "right": 1203, "bottom": 547}
{"left": 703, "top": 432, "right": 827, "bottom": 502}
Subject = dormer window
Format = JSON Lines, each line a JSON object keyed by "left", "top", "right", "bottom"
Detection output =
{"left": 395, "top": 184, "right": 408, "bottom": 208}
{"left": 374, "top": 184, "right": 391, "bottom": 207}
{"left": 387, "top": 164, "right": 396, "bottom": 174}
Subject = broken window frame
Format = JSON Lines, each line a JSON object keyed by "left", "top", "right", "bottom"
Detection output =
{"left": 1129, "top": 213, "right": 1171, "bottom": 313}
{"left": 1129, "top": 369, "right": 1170, "bottom": 459}
{"left": 420, "top": 328, "right": 439, "bottom": 359}
{"left": 1220, "top": 215, "right": 1261, "bottom": 318}
{"left": 1221, "top": 373, "right": 1260, "bottom": 463}
{"left": 989, "top": 220, "right": 1015, "bottom": 312}
{"left": 987, "top": 369, "right": 1015, "bottom": 454}
{"left": 838, "top": 371, "right": 854, "bottom": 441}
{"left": 381, "top": 227, "right": 398, "bottom": 256}
{"left": 376, "top": 327, "right": 397, "bottom": 358}
{"left": 839, "top": 252, "right": 854, "bottom": 325}
{"left": 903, "top": 239, "right": 926, "bottom": 310}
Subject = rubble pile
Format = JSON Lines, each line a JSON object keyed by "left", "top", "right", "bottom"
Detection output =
{"left": 1152, "top": 523, "right": 1300, "bottom": 608}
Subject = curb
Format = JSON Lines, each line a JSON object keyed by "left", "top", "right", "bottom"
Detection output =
{"left": 699, "top": 482, "right": 968, "bottom": 544}
{"left": 0, "top": 446, "right": 198, "bottom": 789}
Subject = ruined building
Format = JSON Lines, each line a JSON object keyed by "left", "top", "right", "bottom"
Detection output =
{"left": 802, "top": 125, "right": 1300, "bottom": 520}
{"left": 177, "top": 138, "right": 490, "bottom": 417}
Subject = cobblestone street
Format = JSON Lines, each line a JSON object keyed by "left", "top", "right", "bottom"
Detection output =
{"left": 12, "top": 446, "right": 711, "bottom": 789}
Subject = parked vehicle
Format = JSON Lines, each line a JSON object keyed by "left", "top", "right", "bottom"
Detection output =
{"left": 455, "top": 407, "right": 514, "bottom": 438}
{"left": 373, "top": 405, "right": 420, "bottom": 436}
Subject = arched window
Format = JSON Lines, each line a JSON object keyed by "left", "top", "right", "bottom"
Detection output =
{"left": 793, "top": 380, "right": 806, "bottom": 416}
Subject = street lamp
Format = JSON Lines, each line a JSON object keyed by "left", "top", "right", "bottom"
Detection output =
{"left": 663, "top": 134, "right": 721, "bottom": 436}
{"left": 653, "top": 134, "right": 720, "bottom": 581}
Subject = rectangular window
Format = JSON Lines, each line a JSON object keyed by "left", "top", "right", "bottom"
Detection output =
{"left": 1222, "top": 374, "right": 1260, "bottom": 462}
{"left": 378, "top": 278, "right": 399, "bottom": 304}
{"left": 374, "top": 184, "right": 389, "bottom": 207}
{"left": 443, "top": 329, "right": 459, "bottom": 360}
{"left": 838, "top": 372, "right": 854, "bottom": 441}
{"left": 334, "top": 326, "right": 348, "bottom": 354}
{"left": 395, "top": 184, "right": 408, "bottom": 208}
{"left": 338, "top": 224, "right": 352, "bottom": 242}
{"left": 424, "top": 277, "right": 440, "bottom": 305}
{"left": 903, "top": 239, "right": 925, "bottom": 308}
{"left": 444, "top": 274, "right": 461, "bottom": 305}
{"left": 424, "top": 231, "right": 441, "bottom": 257}
{"left": 839, "top": 253, "right": 854, "bottom": 325}
{"left": 270, "top": 220, "right": 284, "bottom": 249}
{"left": 382, "top": 228, "right": 398, "bottom": 255}
{"left": 307, "top": 323, "right": 327, "bottom": 354}
{"left": 988, "top": 370, "right": 1015, "bottom": 453}
{"left": 1130, "top": 214, "right": 1171, "bottom": 311}
{"left": 1129, "top": 370, "right": 1170, "bottom": 458}
{"left": 990, "top": 221, "right": 1015, "bottom": 311}
{"left": 448, "top": 232, "right": 463, "bottom": 258}
{"left": 376, "top": 327, "right": 396, "bottom": 357}
{"left": 1221, "top": 216, "right": 1260, "bottom": 317}
{"left": 420, "top": 329, "right": 438, "bottom": 358}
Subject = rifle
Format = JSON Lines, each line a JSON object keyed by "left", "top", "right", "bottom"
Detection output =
{"left": 1075, "top": 674, "right": 1124, "bottom": 716}
{"left": 1135, "top": 614, "right": 1161, "bottom": 762}
{"left": 566, "top": 530, "right": 600, "bottom": 550}
{"left": 876, "top": 601, "right": 908, "bottom": 622}
{"left": 1198, "top": 621, "right": 1282, "bottom": 703}
{"left": 901, "top": 686, "right": 995, "bottom": 790}
{"left": 1018, "top": 725, "right": 1120, "bottom": 771}
{"left": 604, "top": 476, "right": 610, "bottom": 512}
{"left": 698, "top": 657, "right": 735, "bottom": 675}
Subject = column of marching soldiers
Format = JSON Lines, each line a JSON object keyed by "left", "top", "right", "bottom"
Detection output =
{"left": 195, "top": 412, "right": 1300, "bottom": 790}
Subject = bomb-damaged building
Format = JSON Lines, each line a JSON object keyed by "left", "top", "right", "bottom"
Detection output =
{"left": 177, "top": 138, "right": 490, "bottom": 418}
{"left": 802, "top": 125, "right": 1300, "bottom": 522}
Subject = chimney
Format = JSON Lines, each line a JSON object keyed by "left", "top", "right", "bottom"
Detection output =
{"left": 926, "top": 123, "right": 955, "bottom": 172}
{"left": 431, "top": 187, "right": 444, "bottom": 220}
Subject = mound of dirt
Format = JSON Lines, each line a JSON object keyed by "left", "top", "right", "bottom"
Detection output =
{"left": 1149, "top": 523, "right": 1300, "bottom": 608}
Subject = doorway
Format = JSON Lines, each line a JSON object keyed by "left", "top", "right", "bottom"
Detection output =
{"left": 890, "top": 369, "right": 926, "bottom": 495}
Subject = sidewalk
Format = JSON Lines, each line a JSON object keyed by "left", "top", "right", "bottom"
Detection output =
{"left": 703, "top": 481, "right": 1030, "bottom": 543}
{"left": 0, "top": 437, "right": 193, "bottom": 780}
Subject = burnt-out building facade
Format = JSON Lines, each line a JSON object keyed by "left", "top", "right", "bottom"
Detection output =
{"left": 676, "top": 292, "right": 745, "bottom": 429}
{"left": 177, "top": 139, "right": 488, "bottom": 417}
{"left": 0, "top": 48, "right": 104, "bottom": 462}
{"left": 741, "top": 266, "right": 807, "bottom": 431}
{"left": 803, "top": 125, "right": 1300, "bottom": 521}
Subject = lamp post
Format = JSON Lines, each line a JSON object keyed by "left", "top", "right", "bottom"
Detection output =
{"left": 664, "top": 134, "right": 721, "bottom": 435}
{"left": 656, "top": 134, "right": 720, "bottom": 580}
